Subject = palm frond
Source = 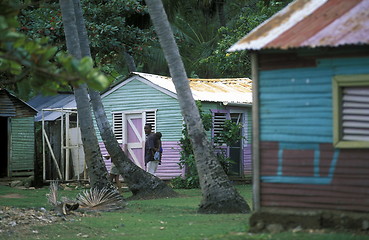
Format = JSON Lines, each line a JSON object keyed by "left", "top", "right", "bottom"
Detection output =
{"left": 76, "top": 187, "right": 125, "bottom": 211}
{"left": 46, "top": 181, "right": 60, "bottom": 207}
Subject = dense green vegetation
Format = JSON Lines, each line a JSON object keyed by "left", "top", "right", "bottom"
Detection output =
{"left": 1, "top": 0, "right": 292, "bottom": 99}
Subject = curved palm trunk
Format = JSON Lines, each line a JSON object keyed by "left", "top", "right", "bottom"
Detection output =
{"left": 59, "top": 0, "right": 115, "bottom": 190}
{"left": 72, "top": 0, "right": 177, "bottom": 199}
{"left": 145, "top": 0, "right": 250, "bottom": 213}
{"left": 123, "top": 48, "right": 137, "bottom": 72}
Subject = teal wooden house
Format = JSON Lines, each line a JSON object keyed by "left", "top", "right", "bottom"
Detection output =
{"left": 98, "top": 72, "right": 253, "bottom": 180}
{"left": 0, "top": 89, "right": 37, "bottom": 178}
{"left": 229, "top": 0, "right": 369, "bottom": 231}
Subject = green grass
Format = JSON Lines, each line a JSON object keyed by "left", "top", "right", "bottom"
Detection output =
{"left": 0, "top": 184, "right": 368, "bottom": 240}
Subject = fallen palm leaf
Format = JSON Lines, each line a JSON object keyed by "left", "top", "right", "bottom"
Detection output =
{"left": 46, "top": 181, "right": 60, "bottom": 207}
{"left": 76, "top": 187, "right": 125, "bottom": 211}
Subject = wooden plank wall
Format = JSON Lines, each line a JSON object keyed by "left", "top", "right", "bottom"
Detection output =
{"left": 258, "top": 55, "right": 369, "bottom": 212}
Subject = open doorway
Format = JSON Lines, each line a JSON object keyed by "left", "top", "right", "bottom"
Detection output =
{"left": 0, "top": 117, "right": 9, "bottom": 177}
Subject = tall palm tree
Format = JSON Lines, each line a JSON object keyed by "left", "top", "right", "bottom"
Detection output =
{"left": 71, "top": 0, "right": 178, "bottom": 199}
{"left": 145, "top": 0, "right": 250, "bottom": 213}
{"left": 59, "top": 0, "right": 115, "bottom": 190}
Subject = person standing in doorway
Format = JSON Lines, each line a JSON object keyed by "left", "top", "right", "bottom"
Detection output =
{"left": 144, "top": 123, "right": 160, "bottom": 175}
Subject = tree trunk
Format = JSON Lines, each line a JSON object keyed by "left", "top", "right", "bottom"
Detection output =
{"left": 72, "top": 0, "right": 177, "bottom": 200}
{"left": 216, "top": 0, "right": 226, "bottom": 27}
{"left": 145, "top": 0, "right": 250, "bottom": 213}
{"left": 123, "top": 48, "right": 137, "bottom": 72}
{"left": 59, "top": 0, "right": 114, "bottom": 190}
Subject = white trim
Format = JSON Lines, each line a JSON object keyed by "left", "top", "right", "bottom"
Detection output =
{"left": 112, "top": 109, "right": 158, "bottom": 115}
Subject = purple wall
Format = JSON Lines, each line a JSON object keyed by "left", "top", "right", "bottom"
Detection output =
{"left": 243, "top": 144, "right": 252, "bottom": 176}
{"left": 99, "top": 141, "right": 184, "bottom": 179}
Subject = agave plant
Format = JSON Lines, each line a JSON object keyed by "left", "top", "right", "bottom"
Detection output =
{"left": 76, "top": 187, "right": 125, "bottom": 211}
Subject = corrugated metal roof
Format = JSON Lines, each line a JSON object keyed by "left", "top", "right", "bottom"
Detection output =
{"left": 131, "top": 72, "right": 252, "bottom": 104}
{"left": 27, "top": 93, "right": 76, "bottom": 121}
{"left": 228, "top": 0, "right": 369, "bottom": 51}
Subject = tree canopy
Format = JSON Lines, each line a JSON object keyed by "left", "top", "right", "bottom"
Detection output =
{"left": 0, "top": 1, "right": 109, "bottom": 98}
{"left": 5, "top": 0, "right": 292, "bottom": 99}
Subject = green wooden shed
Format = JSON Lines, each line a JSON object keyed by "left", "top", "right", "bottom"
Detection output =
{"left": 98, "top": 72, "right": 253, "bottom": 180}
{"left": 0, "top": 89, "right": 37, "bottom": 177}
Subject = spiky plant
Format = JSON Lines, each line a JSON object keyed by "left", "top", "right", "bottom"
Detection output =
{"left": 76, "top": 187, "right": 125, "bottom": 211}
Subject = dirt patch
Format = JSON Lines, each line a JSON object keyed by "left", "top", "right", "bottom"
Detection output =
{"left": 0, "top": 206, "right": 96, "bottom": 237}
{"left": 0, "top": 194, "right": 25, "bottom": 199}
{"left": 249, "top": 209, "right": 369, "bottom": 235}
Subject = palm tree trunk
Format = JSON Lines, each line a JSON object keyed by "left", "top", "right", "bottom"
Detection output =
{"left": 123, "top": 48, "right": 137, "bottom": 72}
{"left": 72, "top": 0, "right": 177, "bottom": 199}
{"left": 59, "top": 0, "right": 114, "bottom": 190}
{"left": 145, "top": 0, "right": 250, "bottom": 213}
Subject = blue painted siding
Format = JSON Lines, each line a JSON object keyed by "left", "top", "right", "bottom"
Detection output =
{"left": 258, "top": 55, "right": 369, "bottom": 212}
{"left": 260, "top": 56, "right": 369, "bottom": 144}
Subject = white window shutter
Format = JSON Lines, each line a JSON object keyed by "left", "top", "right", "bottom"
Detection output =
{"left": 145, "top": 111, "right": 156, "bottom": 132}
{"left": 112, "top": 112, "right": 123, "bottom": 143}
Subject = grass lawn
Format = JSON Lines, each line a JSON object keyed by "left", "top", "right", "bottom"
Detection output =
{"left": 0, "top": 184, "right": 368, "bottom": 240}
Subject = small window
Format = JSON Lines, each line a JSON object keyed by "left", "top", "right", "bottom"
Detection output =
{"left": 112, "top": 112, "right": 123, "bottom": 143}
{"left": 211, "top": 110, "right": 230, "bottom": 145}
{"left": 145, "top": 111, "right": 156, "bottom": 132}
{"left": 333, "top": 74, "right": 369, "bottom": 148}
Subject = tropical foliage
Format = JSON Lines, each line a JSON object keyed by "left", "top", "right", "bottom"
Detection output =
{"left": 0, "top": 1, "right": 109, "bottom": 98}
{"left": 3, "top": 0, "right": 292, "bottom": 99}
{"left": 173, "top": 102, "right": 243, "bottom": 189}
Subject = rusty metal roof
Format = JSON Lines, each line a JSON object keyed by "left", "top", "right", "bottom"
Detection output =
{"left": 131, "top": 72, "right": 252, "bottom": 104}
{"left": 228, "top": 0, "right": 369, "bottom": 51}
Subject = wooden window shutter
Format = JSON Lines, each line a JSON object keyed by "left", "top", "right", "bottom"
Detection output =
{"left": 342, "top": 87, "right": 369, "bottom": 142}
{"left": 211, "top": 110, "right": 230, "bottom": 144}
{"left": 333, "top": 74, "right": 369, "bottom": 148}
{"left": 112, "top": 112, "right": 123, "bottom": 143}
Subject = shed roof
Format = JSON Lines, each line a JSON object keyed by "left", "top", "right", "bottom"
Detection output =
{"left": 228, "top": 0, "right": 369, "bottom": 51}
{"left": 0, "top": 89, "right": 37, "bottom": 117}
{"left": 27, "top": 93, "right": 76, "bottom": 121}
{"left": 104, "top": 72, "right": 252, "bottom": 104}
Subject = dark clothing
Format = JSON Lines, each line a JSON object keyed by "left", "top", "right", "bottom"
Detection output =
{"left": 145, "top": 133, "right": 157, "bottom": 165}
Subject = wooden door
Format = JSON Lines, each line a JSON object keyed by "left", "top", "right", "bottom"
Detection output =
{"left": 125, "top": 113, "right": 144, "bottom": 168}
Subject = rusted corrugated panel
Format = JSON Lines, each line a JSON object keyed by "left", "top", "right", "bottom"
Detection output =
{"left": 132, "top": 72, "right": 253, "bottom": 104}
{"left": 228, "top": 0, "right": 369, "bottom": 51}
{"left": 260, "top": 142, "right": 369, "bottom": 212}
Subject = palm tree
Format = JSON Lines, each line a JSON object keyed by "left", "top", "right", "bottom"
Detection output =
{"left": 71, "top": 0, "right": 178, "bottom": 199}
{"left": 145, "top": 0, "right": 250, "bottom": 213}
{"left": 59, "top": 0, "right": 115, "bottom": 190}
